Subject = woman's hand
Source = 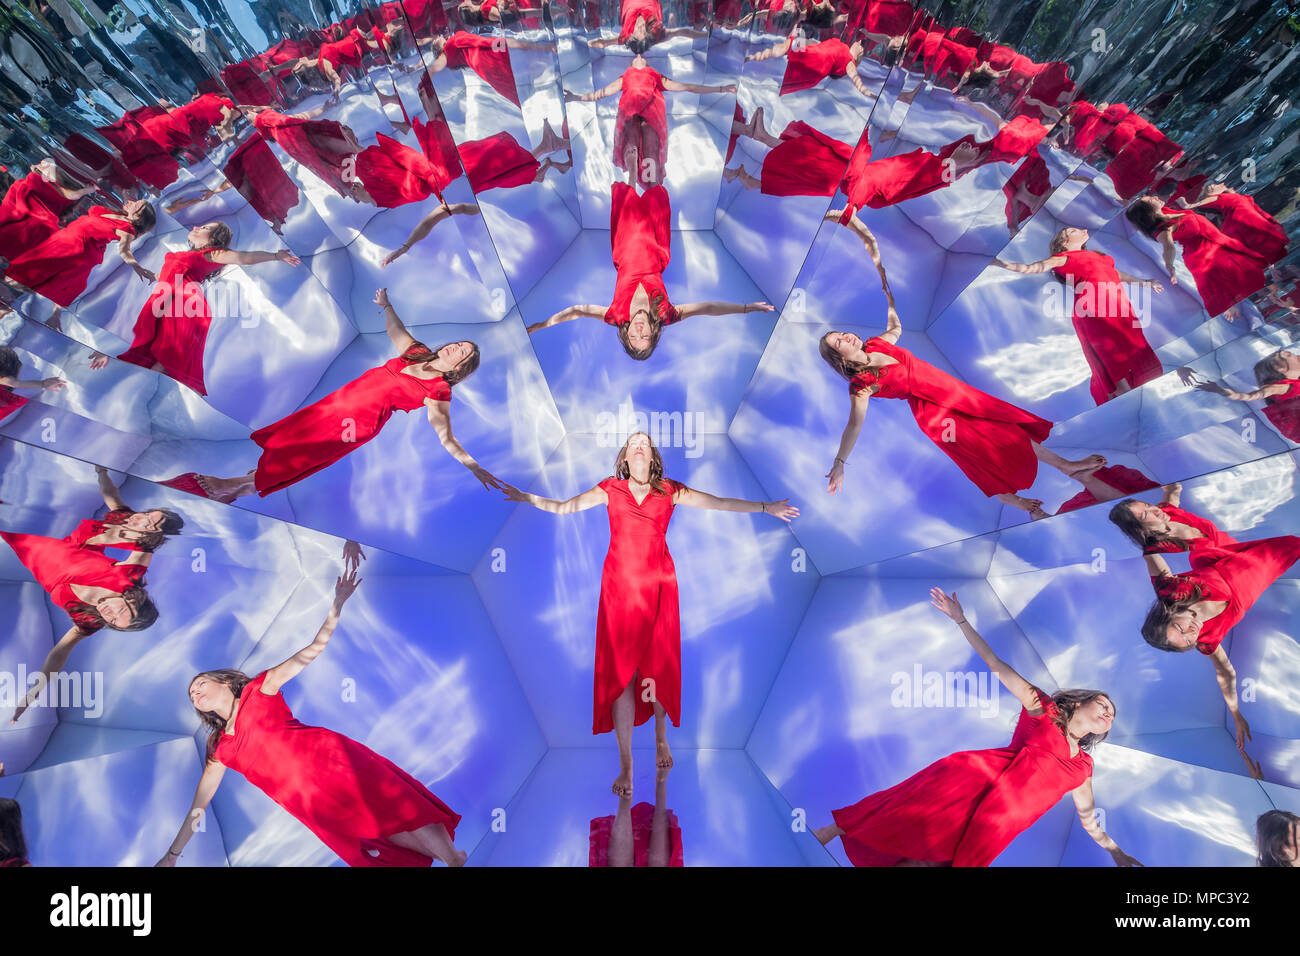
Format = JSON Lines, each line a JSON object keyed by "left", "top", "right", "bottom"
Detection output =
{"left": 763, "top": 499, "right": 799, "bottom": 522}
{"left": 562, "top": 89, "right": 581, "bottom": 102}
{"left": 342, "top": 540, "right": 366, "bottom": 575}
{"left": 1147, "top": 279, "right": 1164, "bottom": 294}
{"left": 1110, "top": 848, "right": 1143, "bottom": 867}
{"left": 1193, "top": 380, "right": 1231, "bottom": 397}
{"left": 373, "top": 288, "right": 391, "bottom": 308}
{"left": 276, "top": 250, "right": 301, "bottom": 266}
{"left": 928, "top": 587, "right": 965, "bottom": 623}
{"left": 1234, "top": 711, "right": 1253, "bottom": 754}
{"left": 498, "top": 482, "right": 532, "bottom": 504}
{"left": 825, "top": 460, "right": 844, "bottom": 494}
{"left": 90, "top": 352, "right": 110, "bottom": 370}
{"left": 746, "top": 301, "right": 774, "bottom": 314}
{"left": 40, "top": 377, "right": 66, "bottom": 390}
{"left": 132, "top": 264, "right": 157, "bottom": 282}
{"left": 334, "top": 567, "right": 362, "bottom": 605}
{"left": 470, "top": 464, "right": 504, "bottom": 491}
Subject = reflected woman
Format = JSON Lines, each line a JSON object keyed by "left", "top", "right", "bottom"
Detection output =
{"left": 527, "top": 182, "right": 771, "bottom": 359}
{"left": 820, "top": 303, "right": 1107, "bottom": 515}
{"left": 2, "top": 528, "right": 158, "bottom": 722}
{"left": 1257, "top": 810, "right": 1299, "bottom": 866}
{"left": 813, "top": 588, "right": 1141, "bottom": 867}
{"left": 746, "top": 35, "right": 875, "bottom": 99}
{"left": 1109, "top": 483, "right": 1300, "bottom": 777}
{"left": 1185, "top": 349, "right": 1300, "bottom": 444}
{"left": 160, "top": 571, "right": 466, "bottom": 867}
{"left": 163, "top": 289, "right": 500, "bottom": 500}
{"left": 0, "top": 345, "right": 65, "bottom": 423}
{"left": 499, "top": 432, "right": 797, "bottom": 796}
{"left": 62, "top": 465, "right": 185, "bottom": 554}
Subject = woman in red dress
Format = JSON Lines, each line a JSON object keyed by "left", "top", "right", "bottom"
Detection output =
{"left": 115, "top": 220, "right": 302, "bottom": 395}
{"left": 2, "top": 529, "right": 157, "bottom": 722}
{"left": 820, "top": 301, "right": 1106, "bottom": 514}
{"left": 3, "top": 200, "right": 156, "bottom": 307}
{"left": 159, "top": 571, "right": 466, "bottom": 867}
{"left": 527, "top": 182, "right": 771, "bottom": 359}
{"left": 245, "top": 106, "right": 373, "bottom": 203}
{"left": 1051, "top": 463, "right": 1160, "bottom": 517}
{"left": 590, "top": 794, "right": 684, "bottom": 867}
{"left": 163, "top": 289, "right": 501, "bottom": 500}
{"left": 1178, "top": 183, "right": 1289, "bottom": 266}
{"left": 500, "top": 432, "right": 798, "bottom": 796}
{"left": 992, "top": 226, "right": 1166, "bottom": 405}
{"left": 813, "top": 588, "right": 1140, "bottom": 867}
{"left": 0, "top": 160, "right": 96, "bottom": 262}
{"left": 294, "top": 25, "right": 380, "bottom": 95}
{"left": 1111, "top": 486, "right": 1300, "bottom": 777}
{"left": 421, "top": 32, "right": 554, "bottom": 107}
{"left": 1126, "top": 195, "right": 1270, "bottom": 319}
{"left": 746, "top": 35, "right": 875, "bottom": 98}
{"left": 365, "top": 118, "right": 571, "bottom": 267}
{"left": 564, "top": 58, "right": 735, "bottom": 187}
{"left": 1186, "top": 349, "right": 1300, "bottom": 443}
{"left": 60, "top": 465, "right": 184, "bottom": 554}
{"left": 223, "top": 134, "right": 302, "bottom": 234}
{"left": 0, "top": 345, "right": 65, "bottom": 424}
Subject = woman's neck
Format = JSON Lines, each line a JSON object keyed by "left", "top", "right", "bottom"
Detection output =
{"left": 627, "top": 463, "right": 651, "bottom": 483}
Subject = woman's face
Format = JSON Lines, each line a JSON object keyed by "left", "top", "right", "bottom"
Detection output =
{"left": 627, "top": 311, "right": 653, "bottom": 351}
{"left": 624, "top": 433, "right": 652, "bottom": 464}
{"left": 432, "top": 341, "right": 473, "bottom": 374}
{"left": 1165, "top": 610, "right": 1201, "bottom": 650}
{"left": 96, "top": 595, "right": 135, "bottom": 629}
{"left": 826, "top": 331, "right": 864, "bottom": 358}
{"left": 1127, "top": 500, "right": 1170, "bottom": 532}
{"left": 1061, "top": 226, "right": 1089, "bottom": 248}
{"left": 1273, "top": 350, "right": 1300, "bottom": 376}
{"left": 123, "top": 198, "right": 148, "bottom": 217}
{"left": 189, "top": 675, "right": 234, "bottom": 715}
{"left": 1076, "top": 695, "right": 1115, "bottom": 736}
{"left": 188, "top": 222, "right": 221, "bottom": 247}
{"left": 1280, "top": 822, "right": 1300, "bottom": 865}
{"left": 124, "top": 509, "right": 166, "bottom": 533}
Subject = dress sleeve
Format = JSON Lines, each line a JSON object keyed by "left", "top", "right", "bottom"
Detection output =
{"left": 428, "top": 377, "right": 452, "bottom": 403}
{"left": 119, "top": 562, "right": 148, "bottom": 586}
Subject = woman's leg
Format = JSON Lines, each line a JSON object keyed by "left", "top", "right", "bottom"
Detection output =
{"left": 647, "top": 766, "right": 671, "bottom": 867}
{"left": 996, "top": 492, "right": 1046, "bottom": 516}
{"left": 639, "top": 121, "right": 663, "bottom": 186}
{"left": 608, "top": 795, "right": 634, "bottom": 867}
{"left": 722, "top": 163, "right": 761, "bottom": 189}
{"left": 652, "top": 698, "right": 673, "bottom": 768}
{"left": 611, "top": 673, "right": 637, "bottom": 796}
{"left": 388, "top": 822, "right": 467, "bottom": 866}
{"left": 1032, "top": 442, "right": 1107, "bottom": 476}
{"left": 811, "top": 823, "right": 844, "bottom": 845}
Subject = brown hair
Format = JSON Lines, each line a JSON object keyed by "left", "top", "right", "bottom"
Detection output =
{"left": 190, "top": 669, "right": 255, "bottom": 760}
{"left": 612, "top": 432, "right": 687, "bottom": 497}
{"left": 1256, "top": 810, "right": 1300, "bottom": 867}
{"left": 1254, "top": 350, "right": 1289, "bottom": 389}
{"left": 401, "top": 340, "right": 481, "bottom": 386}
{"left": 1141, "top": 586, "right": 1206, "bottom": 652}
{"left": 819, "top": 331, "right": 874, "bottom": 390}
{"left": 66, "top": 585, "right": 158, "bottom": 631}
{"left": 616, "top": 292, "right": 677, "bottom": 361}
{"left": 1048, "top": 689, "right": 1113, "bottom": 752}
{"left": 1049, "top": 227, "right": 1078, "bottom": 256}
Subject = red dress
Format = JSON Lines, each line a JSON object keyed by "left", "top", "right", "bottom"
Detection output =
{"left": 1054, "top": 464, "right": 1158, "bottom": 515}
{"left": 3, "top": 206, "right": 134, "bottom": 308}
{"left": 171, "top": 94, "right": 236, "bottom": 148}
{"left": 214, "top": 672, "right": 461, "bottom": 867}
{"left": 1263, "top": 380, "right": 1300, "bottom": 442}
{"left": 357, "top": 132, "right": 452, "bottom": 207}
{"left": 1163, "top": 209, "right": 1269, "bottom": 318}
{"left": 780, "top": 39, "right": 855, "bottom": 95}
{"left": 224, "top": 134, "right": 301, "bottom": 227}
{"left": 1050, "top": 250, "right": 1162, "bottom": 404}
{"left": 986, "top": 116, "right": 1048, "bottom": 165}
{"left": 593, "top": 477, "right": 682, "bottom": 734}
{"left": 1203, "top": 192, "right": 1289, "bottom": 266}
{"left": 758, "top": 122, "right": 854, "bottom": 197}
{"left": 318, "top": 30, "right": 367, "bottom": 72}
{"left": 589, "top": 803, "right": 684, "bottom": 866}
{"left": 1003, "top": 152, "right": 1051, "bottom": 230}
{"left": 0, "top": 531, "right": 147, "bottom": 632}
{"left": 97, "top": 109, "right": 179, "bottom": 189}
{"left": 618, "top": 0, "right": 663, "bottom": 42}
{"left": 832, "top": 690, "right": 1092, "bottom": 866}
{"left": 443, "top": 32, "right": 521, "bottom": 107}
{"left": 838, "top": 134, "right": 983, "bottom": 220}
{"left": 62, "top": 508, "right": 140, "bottom": 553}
{"left": 253, "top": 110, "right": 361, "bottom": 200}
{"left": 1151, "top": 535, "right": 1300, "bottom": 655}
{"left": 612, "top": 66, "right": 668, "bottom": 175}
{"left": 0, "top": 386, "right": 29, "bottom": 423}
{"left": 117, "top": 248, "right": 226, "bottom": 395}
{"left": 605, "top": 183, "right": 680, "bottom": 327}
{"left": 0, "top": 171, "right": 76, "bottom": 261}
{"left": 250, "top": 344, "right": 452, "bottom": 496}
{"left": 860, "top": 0, "right": 916, "bottom": 34}
{"left": 848, "top": 337, "right": 1053, "bottom": 497}
{"left": 1142, "top": 504, "right": 1243, "bottom": 568}
{"left": 460, "top": 134, "right": 540, "bottom": 192}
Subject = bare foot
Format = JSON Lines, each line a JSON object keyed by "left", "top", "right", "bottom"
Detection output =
{"left": 447, "top": 848, "right": 468, "bottom": 867}
{"left": 811, "top": 824, "right": 840, "bottom": 846}
{"left": 612, "top": 766, "right": 633, "bottom": 797}
{"left": 1065, "top": 454, "right": 1107, "bottom": 477}
{"left": 722, "top": 164, "right": 742, "bottom": 183}
{"left": 656, "top": 738, "right": 673, "bottom": 769}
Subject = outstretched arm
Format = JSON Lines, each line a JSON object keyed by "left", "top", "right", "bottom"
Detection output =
{"left": 1142, "top": 552, "right": 1172, "bottom": 579}
{"left": 526, "top": 303, "right": 606, "bottom": 332}
{"left": 9, "top": 625, "right": 93, "bottom": 723}
{"left": 826, "top": 390, "right": 869, "bottom": 493}
{"left": 116, "top": 232, "right": 154, "bottom": 282}
{"left": 660, "top": 78, "right": 737, "bottom": 95}
{"left": 992, "top": 254, "right": 1066, "bottom": 275}
{"left": 565, "top": 76, "right": 623, "bottom": 102}
{"left": 746, "top": 36, "right": 793, "bottom": 61}
{"left": 156, "top": 758, "right": 227, "bottom": 866}
{"left": 206, "top": 248, "right": 300, "bottom": 267}
{"left": 929, "top": 587, "right": 1041, "bottom": 712}
{"left": 1157, "top": 231, "right": 1179, "bottom": 282}
{"left": 673, "top": 486, "right": 798, "bottom": 521}
{"left": 261, "top": 572, "right": 361, "bottom": 695}
{"left": 500, "top": 482, "right": 608, "bottom": 515}
{"left": 673, "top": 301, "right": 774, "bottom": 320}
{"left": 1193, "top": 378, "right": 1290, "bottom": 403}
{"left": 426, "top": 400, "right": 502, "bottom": 491}
{"left": 374, "top": 288, "right": 415, "bottom": 353}
{"left": 845, "top": 62, "right": 875, "bottom": 99}
{"left": 382, "top": 203, "right": 478, "bottom": 268}
{"left": 1071, "top": 780, "right": 1142, "bottom": 866}
{"left": 1209, "top": 646, "right": 1262, "bottom": 779}
{"left": 1159, "top": 482, "right": 1182, "bottom": 508}
{"left": 95, "top": 464, "right": 129, "bottom": 511}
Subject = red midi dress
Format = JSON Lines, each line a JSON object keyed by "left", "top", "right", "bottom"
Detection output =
{"left": 1202, "top": 192, "right": 1289, "bottom": 266}
{"left": 0, "top": 171, "right": 76, "bottom": 261}
{"left": 215, "top": 672, "right": 461, "bottom": 866}
{"left": 779, "top": 39, "right": 855, "bottom": 95}
{"left": 1142, "top": 505, "right": 1244, "bottom": 568}
{"left": 253, "top": 110, "right": 361, "bottom": 200}
{"left": 612, "top": 66, "right": 669, "bottom": 176}
{"left": 592, "top": 477, "right": 682, "bottom": 734}
{"left": 832, "top": 690, "right": 1092, "bottom": 866}
{"left": 1163, "top": 209, "right": 1270, "bottom": 318}
{"left": 1151, "top": 535, "right": 1300, "bottom": 655}
{"left": 3, "top": 206, "right": 133, "bottom": 307}
{"left": 589, "top": 802, "right": 684, "bottom": 866}
{"left": 62, "top": 508, "right": 141, "bottom": 553}
{"left": 1051, "top": 249, "right": 1162, "bottom": 404}
{"left": 605, "top": 182, "right": 680, "bottom": 327}
{"left": 0, "top": 387, "right": 29, "bottom": 423}
{"left": 442, "top": 32, "right": 521, "bottom": 106}
{"left": 618, "top": 0, "right": 664, "bottom": 42}
{"left": 250, "top": 344, "right": 452, "bottom": 496}
{"left": 0, "top": 531, "right": 146, "bottom": 632}
{"left": 848, "top": 336, "right": 1053, "bottom": 497}
{"left": 117, "top": 248, "right": 226, "bottom": 395}
{"left": 758, "top": 122, "right": 854, "bottom": 196}
{"left": 1054, "top": 465, "right": 1158, "bottom": 515}
{"left": 224, "top": 134, "right": 301, "bottom": 227}
{"left": 1262, "top": 380, "right": 1300, "bottom": 442}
